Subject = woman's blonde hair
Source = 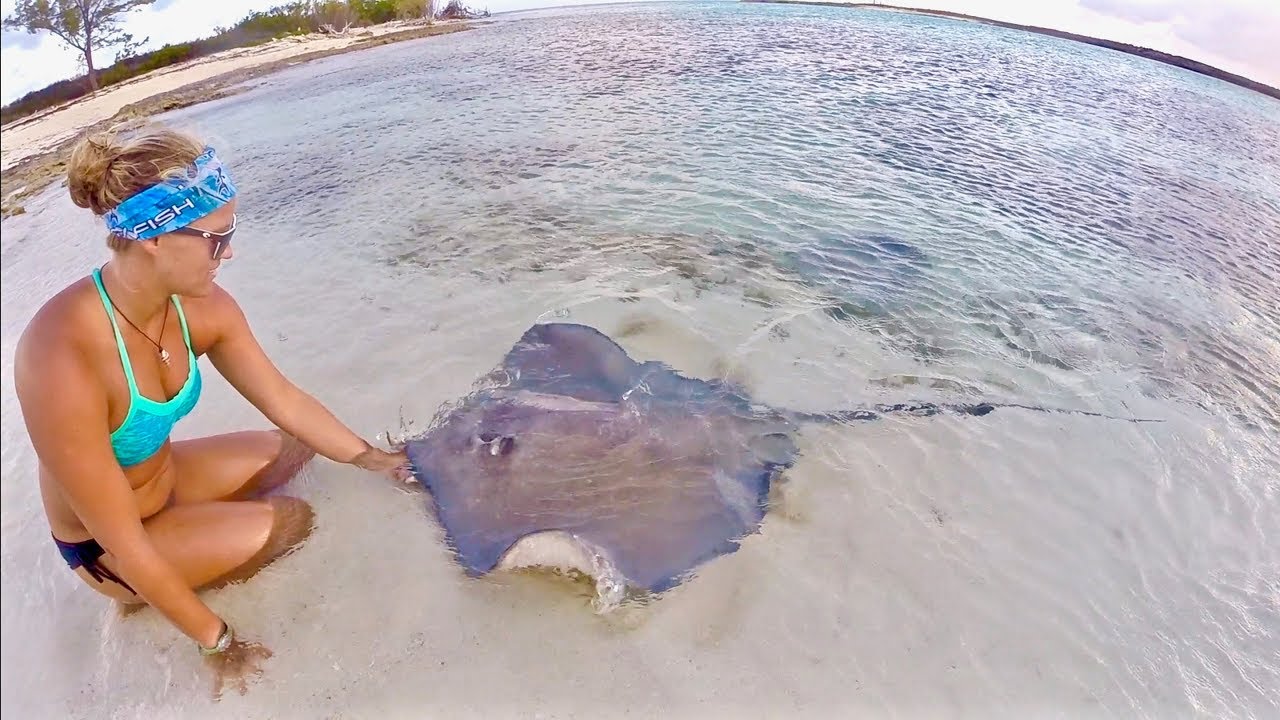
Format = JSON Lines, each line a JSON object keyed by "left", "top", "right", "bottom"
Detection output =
{"left": 66, "top": 124, "right": 207, "bottom": 250}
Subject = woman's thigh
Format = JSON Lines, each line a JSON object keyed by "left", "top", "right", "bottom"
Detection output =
{"left": 168, "top": 429, "right": 315, "bottom": 505}
{"left": 80, "top": 496, "right": 315, "bottom": 604}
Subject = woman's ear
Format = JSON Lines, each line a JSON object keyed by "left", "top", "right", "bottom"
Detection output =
{"left": 139, "top": 236, "right": 165, "bottom": 257}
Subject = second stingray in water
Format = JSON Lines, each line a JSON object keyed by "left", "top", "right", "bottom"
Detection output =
{"left": 401, "top": 322, "right": 1155, "bottom": 607}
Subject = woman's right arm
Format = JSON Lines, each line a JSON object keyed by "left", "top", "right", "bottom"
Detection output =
{"left": 14, "top": 326, "right": 225, "bottom": 650}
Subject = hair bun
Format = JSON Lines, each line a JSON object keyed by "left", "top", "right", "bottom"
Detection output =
{"left": 66, "top": 131, "right": 123, "bottom": 215}
{"left": 65, "top": 124, "right": 207, "bottom": 223}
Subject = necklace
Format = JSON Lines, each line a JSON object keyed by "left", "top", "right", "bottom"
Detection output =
{"left": 101, "top": 283, "right": 171, "bottom": 366}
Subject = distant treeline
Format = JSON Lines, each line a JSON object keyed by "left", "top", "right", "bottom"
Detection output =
{"left": 2, "top": 1, "right": 485, "bottom": 124}
{"left": 745, "top": 1, "right": 1280, "bottom": 101}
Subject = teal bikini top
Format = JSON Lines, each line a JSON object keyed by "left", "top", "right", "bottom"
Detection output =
{"left": 92, "top": 268, "right": 202, "bottom": 467}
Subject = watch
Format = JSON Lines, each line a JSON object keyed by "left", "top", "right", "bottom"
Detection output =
{"left": 198, "top": 621, "right": 233, "bottom": 656}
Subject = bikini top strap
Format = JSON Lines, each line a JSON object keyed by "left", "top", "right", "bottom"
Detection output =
{"left": 170, "top": 295, "right": 195, "bottom": 357}
{"left": 90, "top": 267, "right": 140, "bottom": 395}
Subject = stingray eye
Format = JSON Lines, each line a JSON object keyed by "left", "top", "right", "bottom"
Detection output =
{"left": 474, "top": 433, "right": 514, "bottom": 456}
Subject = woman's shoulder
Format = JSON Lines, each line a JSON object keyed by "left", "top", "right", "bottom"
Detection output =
{"left": 19, "top": 275, "right": 98, "bottom": 345}
{"left": 173, "top": 281, "right": 249, "bottom": 348}
{"left": 15, "top": 275, "right": 104, "bottom": 384}
{"left": 177, "top": 280, "right": 238, "bottom": 315}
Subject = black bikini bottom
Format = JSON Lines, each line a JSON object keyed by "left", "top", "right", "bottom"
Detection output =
{"left": 53, "top": 534, "right": 135, "bottom": 594}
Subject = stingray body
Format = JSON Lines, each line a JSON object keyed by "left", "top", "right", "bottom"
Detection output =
{"left": 404, "top": 323, "right": 802, "bottom": 597}
{"left": 403, "top": 322, "right": 1155, "bottom": 600}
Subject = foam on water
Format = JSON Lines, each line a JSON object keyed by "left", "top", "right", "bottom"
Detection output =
{"left": 2, "top": 3, "right": 1278, "bottom": 718}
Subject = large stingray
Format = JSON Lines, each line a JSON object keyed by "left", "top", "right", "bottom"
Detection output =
{"left": 402, "top": 322, "right": 1155, "bottom": 605}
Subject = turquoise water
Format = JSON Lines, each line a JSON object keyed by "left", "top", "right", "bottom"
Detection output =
{"left": 212, "top": 1, "right": 1279, "bottom": 429}
{"left": 2, "top": 3, "right": 1278, "bottom": 718}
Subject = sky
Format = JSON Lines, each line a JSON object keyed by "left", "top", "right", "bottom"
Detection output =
{"left": 2, "top": 0, "right": 1278, "bottom": 105}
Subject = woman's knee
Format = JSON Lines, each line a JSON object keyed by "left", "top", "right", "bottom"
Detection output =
{"left": 265, "top": 496, "right": 315, "bottom": 555}
{"left": 273, "top": 431, "right": 317, "bottom": 479}
{"left": 240, "top": 496, "right": 314, "bottom": 571}
{"left": 227, "top": 431, "right": 316, "bottom": 501}
{"left": 199, "top": 497, "right": 315, "bottom": 590}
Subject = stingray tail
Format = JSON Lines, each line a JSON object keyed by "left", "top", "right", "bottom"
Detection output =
{"left": 794, "top": 401, "right": 1162, "bottom": 424}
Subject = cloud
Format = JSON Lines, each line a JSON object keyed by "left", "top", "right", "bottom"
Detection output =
{"left": 1078, "top": 0, "right": 1280, "bottom": 75}
{"left": 1, "top": 0, "right": 271, "bottom": 103}
{"left": 2, "top": 32, "right": 81, "bottom": 104}
{"left": 887, "top": 0, "right": 1279, "bottom": 87}
{"left": 1077, "top": 0, "right": 1181, "bottom": 24}
{"left": 1, "top": 27, "right": 41, "bottom": 51}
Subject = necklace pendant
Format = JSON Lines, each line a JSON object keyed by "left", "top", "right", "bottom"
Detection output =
{"left": 159, "top": 348, "right": 171, "bottom": 366}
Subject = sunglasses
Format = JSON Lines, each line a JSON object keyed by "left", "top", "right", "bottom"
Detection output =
{"left": 172, "top": 213, "right": 236, "bottom": 259}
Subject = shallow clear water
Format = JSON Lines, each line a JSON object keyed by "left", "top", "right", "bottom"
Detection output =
{"left": 3, "top": 2, "right": 1278, "bottom": 718}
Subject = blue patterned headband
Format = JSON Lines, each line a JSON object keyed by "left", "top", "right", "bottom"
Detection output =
{"left": 104, "top": 146, "right": 236, "bottom": 241}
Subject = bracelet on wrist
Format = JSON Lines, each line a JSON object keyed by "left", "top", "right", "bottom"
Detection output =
{"left": 198, "top": 620, "right": 233, "bottom": 656}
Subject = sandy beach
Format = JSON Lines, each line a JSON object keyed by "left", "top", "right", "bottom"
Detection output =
{"left": 0, "top": 19, "right": 471, "bottom": 216}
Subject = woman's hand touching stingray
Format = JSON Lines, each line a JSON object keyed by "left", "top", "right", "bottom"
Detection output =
{"left": 347, "top": 442, "right": 411, "bottom": 481}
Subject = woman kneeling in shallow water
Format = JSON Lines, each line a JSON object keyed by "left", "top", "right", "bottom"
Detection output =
{"left": 13, "top": 124, "right": 406, "bottom": 693}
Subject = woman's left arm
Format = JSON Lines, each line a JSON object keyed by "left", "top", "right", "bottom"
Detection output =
{"left": 202, "top": 286, "right": 405, "bottom": 473}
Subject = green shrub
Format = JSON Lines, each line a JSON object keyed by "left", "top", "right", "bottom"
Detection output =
{"left": 351, "top": 0, "right": 398, "bottom": 24}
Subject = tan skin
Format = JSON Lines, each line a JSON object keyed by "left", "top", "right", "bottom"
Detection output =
{"left": 13, "top": 198, "right": 408, "bottom": 698}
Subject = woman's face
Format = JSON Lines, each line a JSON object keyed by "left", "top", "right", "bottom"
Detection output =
{"left": 154, "top": 198, "right": 237, "bottom": 296}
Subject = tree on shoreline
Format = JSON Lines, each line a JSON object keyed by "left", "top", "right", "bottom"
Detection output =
{"left": 3, "top": 0, "right": 156, "bottom": 92}
{"left": 2, "top": 0, "right": 463, "bottom": 121}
